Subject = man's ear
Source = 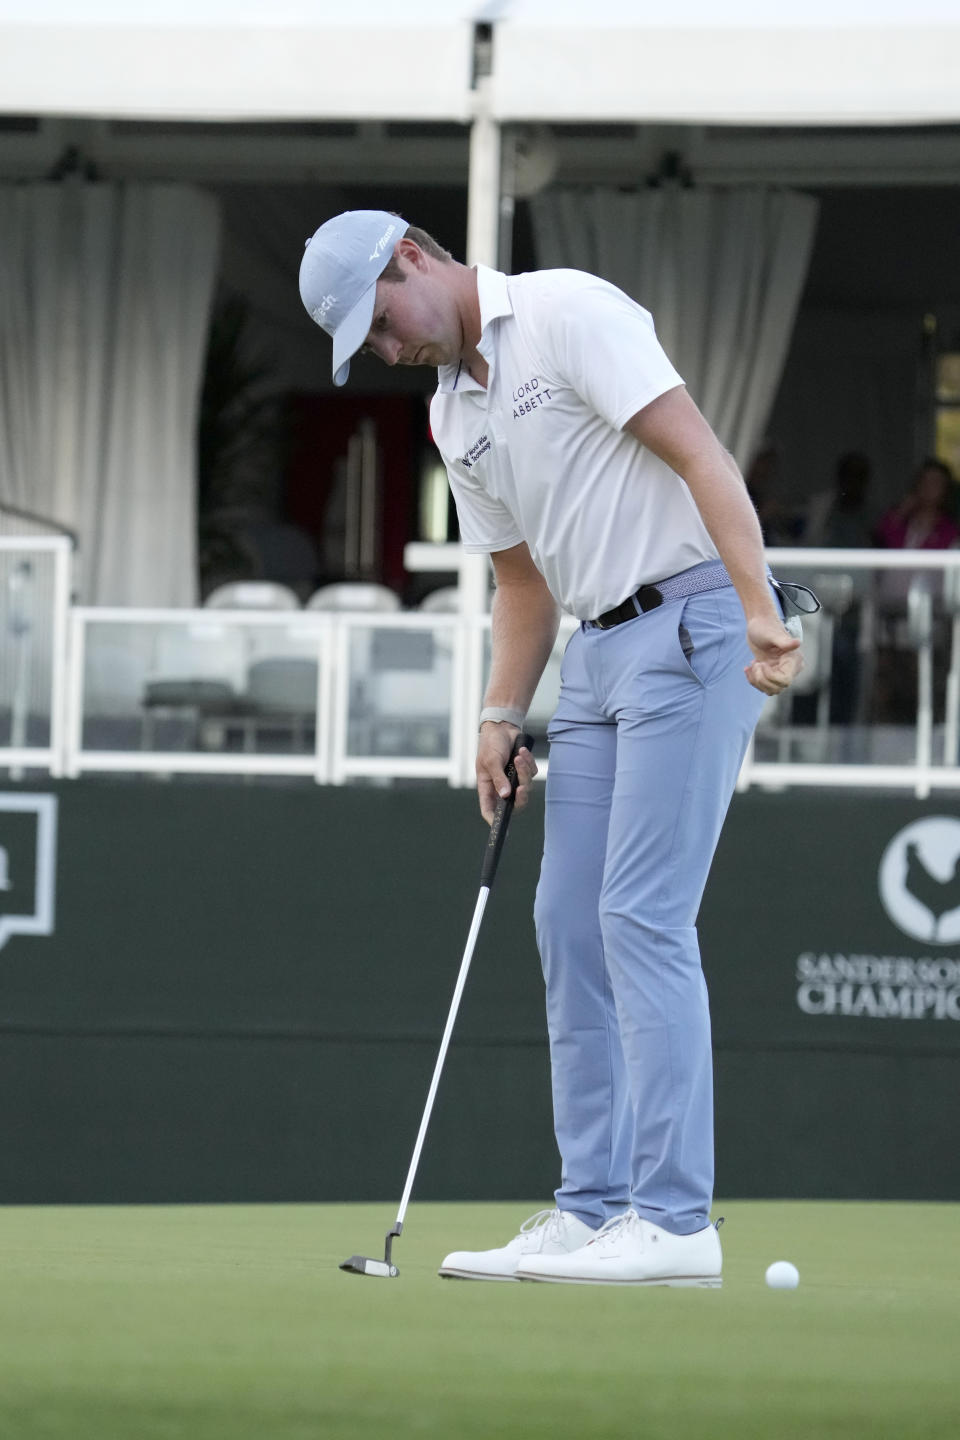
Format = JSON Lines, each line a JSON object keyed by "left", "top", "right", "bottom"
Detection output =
{"left": 395, "top": 235, "right": 426, "bottom": 269}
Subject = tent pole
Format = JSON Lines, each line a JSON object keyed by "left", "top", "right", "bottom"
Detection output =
{"left": 454, "top": 72, "right": 501, "bottom": 786}
{"left": 467, "top": 74, "right": 500, "bottom": 271}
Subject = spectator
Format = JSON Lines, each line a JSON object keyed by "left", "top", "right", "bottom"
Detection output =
{"left": 745, "top": 444, "right": 802, "bottom": 547}
{"left": 873, "top": 457, "right": 959, "bottom": 552}
{"left": 804, "top": 451, "right": 873, "bottom": 549}
{"left": 871, "top": 458, "right": 959, "bottom": 725}
{"left": 794, "top": 452, "right": 874, "bottom": 728}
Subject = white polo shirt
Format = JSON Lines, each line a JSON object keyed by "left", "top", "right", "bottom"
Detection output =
{"left": 429, "top": 266, "right": 718, "bottom": 619}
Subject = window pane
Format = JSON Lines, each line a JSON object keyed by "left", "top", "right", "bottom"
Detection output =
{"left": 935, "top": 406, "right": 960, "bottom": 475}
{"left": 935, "top": 353, "right": 960, "bottom": 404}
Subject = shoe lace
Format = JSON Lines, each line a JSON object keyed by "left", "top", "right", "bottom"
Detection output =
{"left": 585, "top": 1209, "right": 641, "bottom": 1247}
{"left": 516, "top": 1208, "right": 563, "bottom": 1242}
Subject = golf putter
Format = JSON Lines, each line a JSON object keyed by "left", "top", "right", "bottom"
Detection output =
{"left": 341, "top": 731, "right": 534, "bottom": 1278}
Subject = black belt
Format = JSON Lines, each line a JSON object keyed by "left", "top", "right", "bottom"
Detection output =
{"left": 591, "top": 561, "right": 733, "bottom": 630}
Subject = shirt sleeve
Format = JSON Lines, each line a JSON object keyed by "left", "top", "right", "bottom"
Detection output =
{"left": 444, "top": 463, "right": 524, "bottom": 554}
{"left": 539, "top": 274, "right": 684, "bottom": 431}
{"left": 428, "top": 391, "right": 523, "bottom": 553}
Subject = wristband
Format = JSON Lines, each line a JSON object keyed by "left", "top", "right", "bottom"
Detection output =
{"left": 479, "top": 706, "right": 526, "bottom": 731}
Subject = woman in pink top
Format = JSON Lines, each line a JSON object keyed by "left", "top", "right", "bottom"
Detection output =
{"left": 874, "top": 458, "right": 959, "bottom": 550}
{"left": 872, "top": 458, "right": 959, "bottom": 723}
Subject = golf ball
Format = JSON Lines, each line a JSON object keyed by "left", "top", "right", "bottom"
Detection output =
{"left": 765, "top": 1260, "right": 800, "bottom": 1289}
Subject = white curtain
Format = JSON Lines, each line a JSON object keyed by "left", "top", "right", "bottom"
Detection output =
{"left": 0, "top": 182, "right": 220, "bottom": 605}
{"left": 529, "top": 186, "right": 819, "bottom": 468}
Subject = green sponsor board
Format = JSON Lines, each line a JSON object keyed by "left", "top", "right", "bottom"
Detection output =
{"left": 703, "top": 793, "right": 960, "bottom": 1049}
{"left": 0, "top": 782, "right": 957, "bottom": 1202}
{"left": 702, "top": 792, "right": 960, "bottom": 1200}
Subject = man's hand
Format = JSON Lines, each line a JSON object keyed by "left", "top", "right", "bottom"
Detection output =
{"left": 476, "top": 723, "right": 538, "bottom": 825}
{"left": 744, "top": 616, "right": 804, "bottom": 696}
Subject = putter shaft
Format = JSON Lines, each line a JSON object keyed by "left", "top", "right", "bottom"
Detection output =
{"left": 339, "top": 733, "right": 533, "bottom": 1278}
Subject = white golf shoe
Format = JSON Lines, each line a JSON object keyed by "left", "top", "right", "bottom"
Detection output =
{"left": 517, "top": 1209, "right": 722, "bottom": 1287}
{"left": 438, "top": 1208, "right": 596, "bottom": 1281}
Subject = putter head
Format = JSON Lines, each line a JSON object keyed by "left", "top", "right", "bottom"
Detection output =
{"left": 339, "top": 1254, "right": 399, "bottom": 1279}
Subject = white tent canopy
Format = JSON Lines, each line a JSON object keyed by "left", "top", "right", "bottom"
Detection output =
{"left": 0, "top": 0, "right": 957, "bottom": 608}
{"left": 0, "top": 0, "right": 958, "bottom": 126}
{"left": 492, "top": 1, "right": 960, "bottom": 126}
{"left": 0, "top": 2, "right": 478, "bottom": 122}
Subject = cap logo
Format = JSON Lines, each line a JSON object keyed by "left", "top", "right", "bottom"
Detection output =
{"left": 311, "top": 293, "right": 337, "bottom": 326}
{"left": 368, "top": 223, "right": 397, "bottom": 263}
{"left": 299, "top": 211, "right": 409, "bottom": 383}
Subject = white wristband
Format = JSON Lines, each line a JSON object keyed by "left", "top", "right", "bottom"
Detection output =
{"left": 479, "top": 706, "right": 525, "bottom": 730}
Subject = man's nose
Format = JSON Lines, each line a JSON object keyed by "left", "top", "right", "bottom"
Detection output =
{"left": 376, "top": 336, "right": 402, "bottom": 366}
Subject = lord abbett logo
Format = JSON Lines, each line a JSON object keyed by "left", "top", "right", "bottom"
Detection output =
{"left": 795, "top": 816, "right": 960, "bottom": 1022}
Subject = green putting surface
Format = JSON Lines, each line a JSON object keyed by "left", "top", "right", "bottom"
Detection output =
{"left": 0, "top": 1200, "right": 957, "bottom": 1439}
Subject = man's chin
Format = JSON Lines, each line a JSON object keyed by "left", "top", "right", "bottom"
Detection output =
{"left": 409, "top": 346, "right": 452, "bottom": 368}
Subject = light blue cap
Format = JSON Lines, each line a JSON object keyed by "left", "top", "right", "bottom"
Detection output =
{"left": 299, "top": 210, "right": 407, "bottom": 386}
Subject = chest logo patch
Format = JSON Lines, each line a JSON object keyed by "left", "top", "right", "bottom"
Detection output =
{"left": 512, "top": 376, "right": 554, "bottom": 419}
{"left": 459, "top": 434, "right": 491, "bottom": 470}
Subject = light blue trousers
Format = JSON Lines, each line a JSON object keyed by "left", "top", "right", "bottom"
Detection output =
{"left": 533, "top": 579, "right": 766, "bottom": 1236}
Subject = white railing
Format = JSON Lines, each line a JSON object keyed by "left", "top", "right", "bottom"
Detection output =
{"left": 64, "top": 606, "right": 338, "bottom": 783}
{"left": 741, "top": 548, "right": 960, "bottom": 799}
{"left": 0, "top": 536, "right": 72, "bottom": 777}
{"left": 5, "top": 540, "right": 960, "bottom": 795}
{"left": 0, "top": 503, "right": 78, "bottom": 545}
{"left": 58, "top": 605, "right": 578, "bottom": 788}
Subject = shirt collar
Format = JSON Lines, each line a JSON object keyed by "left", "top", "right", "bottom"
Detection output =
{"left": 436, "top": 265, "right": 512, "bottom": 393}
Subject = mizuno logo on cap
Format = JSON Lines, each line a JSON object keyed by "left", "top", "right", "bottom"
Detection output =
{"left": 369, "top": 224, "right": 397, "bottom": 262}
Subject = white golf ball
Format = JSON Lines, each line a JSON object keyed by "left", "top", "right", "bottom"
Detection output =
{"left": 765, "top": 1260, "right": 800, "bottom": 1290}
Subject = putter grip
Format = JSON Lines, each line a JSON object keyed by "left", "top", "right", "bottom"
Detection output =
{"left": 480, "top": 732, "right": 534, "bottom": 890}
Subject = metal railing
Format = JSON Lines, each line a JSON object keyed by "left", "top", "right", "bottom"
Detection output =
{"left": 5, "top": 540, "right": 960, "bottom": 795}
{"left": 0, "top": 536, "right": 73, "bottom": 776}
{"left": 0, "top": 502, "right": 78, "bottom": 546}
{"left": 743, "top": 548, "right": 960, "bottom": 798}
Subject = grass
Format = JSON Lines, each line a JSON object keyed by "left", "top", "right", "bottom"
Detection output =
{"left": 0, "top": 1200, "right": 957, "bottom": 1439}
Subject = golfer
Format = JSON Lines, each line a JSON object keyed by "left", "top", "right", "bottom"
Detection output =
{"left": 299, "top": 211, "right": 803, "bottom": 1286}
